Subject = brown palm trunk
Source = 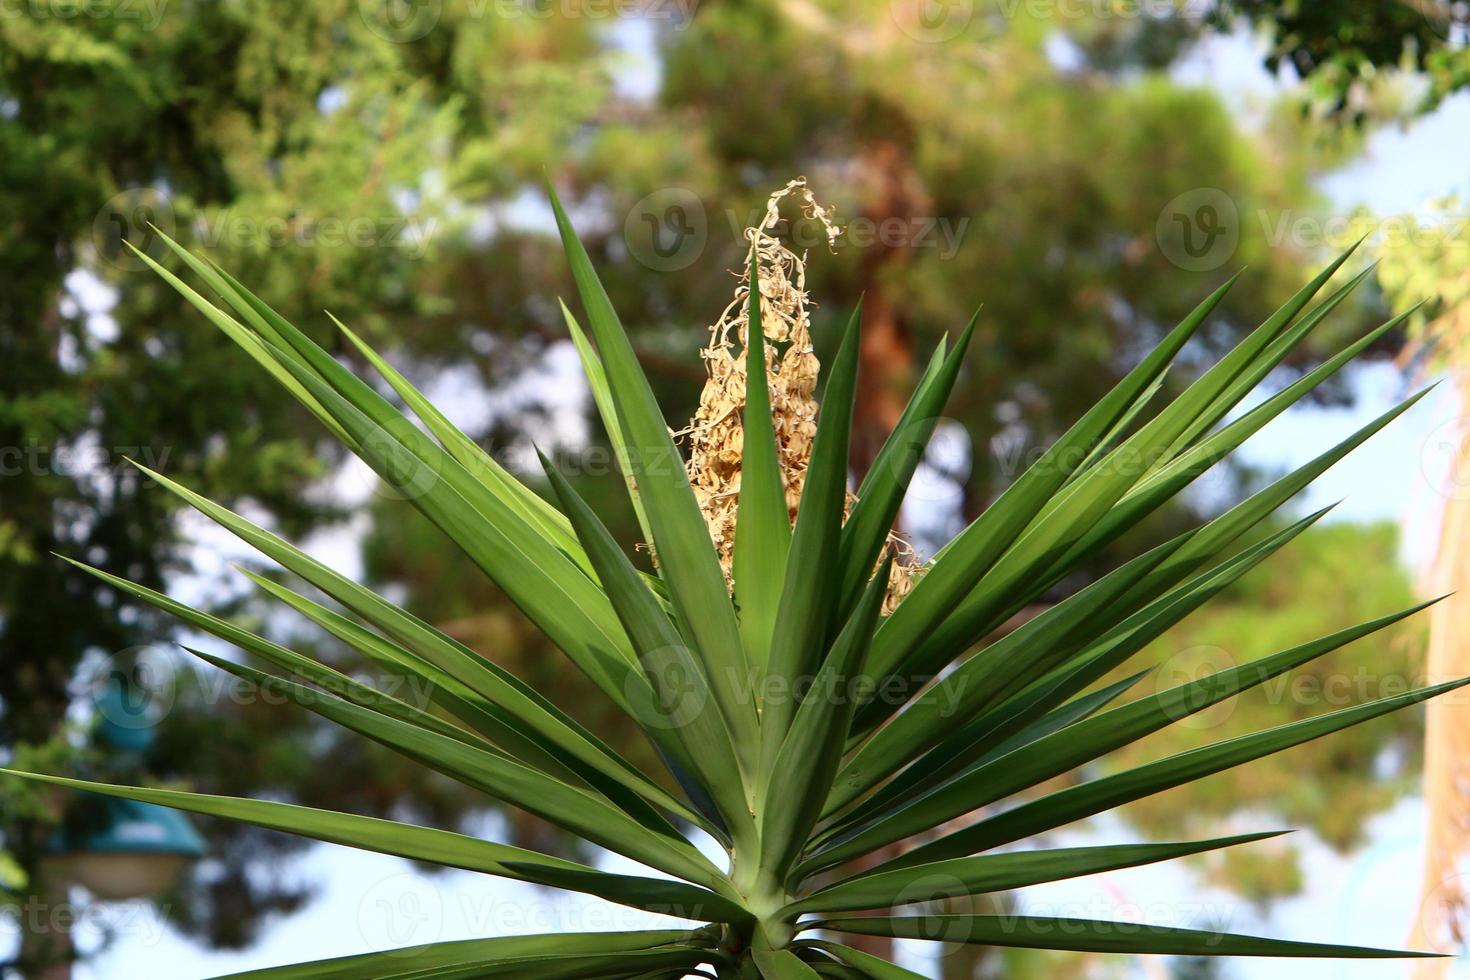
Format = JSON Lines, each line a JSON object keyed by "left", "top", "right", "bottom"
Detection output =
{"left": 1410, "top": 377, "right": 1470, "bottom": 973}
{"left": 19, "top": 846, "right": 73, "bottom": 980}
{"left": 853, "top": 286, "right": 915, "bottom": 475}
{"left": 835, "top": 138, "right": 927, "bottom": 963}
{"left": 850, "top": 140, "right": 925, "bottom": 480}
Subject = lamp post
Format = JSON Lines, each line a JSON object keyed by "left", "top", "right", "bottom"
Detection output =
{"left": 30, "top": 665, "right": 206, "bottom": 979}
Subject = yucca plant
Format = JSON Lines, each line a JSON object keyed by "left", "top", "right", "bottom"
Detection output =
{"left": 4, "top": 182, "right": 1460, "bottom": 979}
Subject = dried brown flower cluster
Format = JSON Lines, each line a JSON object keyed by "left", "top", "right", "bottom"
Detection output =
{"left": 679, "top": 179, "right": 921, "bottom": 613}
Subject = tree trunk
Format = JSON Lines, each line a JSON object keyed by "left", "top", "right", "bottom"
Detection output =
{"left": 1410, "top": 376, "right": 1470, "bottom": 974}
{"left": 849, "top": 139, "right": 925, "bottom": 481}
{"left": 832, "top": 139, "right": 928, "bottom": 965}
{"left": 17, "top": 836, "right": 73, "bottom": 980}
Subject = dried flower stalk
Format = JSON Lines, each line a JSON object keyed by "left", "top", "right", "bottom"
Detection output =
{"left": 679, "top": 178, "right": 922, "bottom": 612}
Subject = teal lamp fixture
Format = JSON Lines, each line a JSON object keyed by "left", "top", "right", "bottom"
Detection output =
{"left": 45, "top": 794, "right": 206, "bottom": 900}
{"left": 45, "top": 667, "right": 206, "bottom": 900}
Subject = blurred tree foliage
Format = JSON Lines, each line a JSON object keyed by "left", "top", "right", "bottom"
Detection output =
{"left": 1214, "top": 0, "right": 1470, "bottom": 121}
{"left": 0, "top": 1, "right": 608, "bottom": 970}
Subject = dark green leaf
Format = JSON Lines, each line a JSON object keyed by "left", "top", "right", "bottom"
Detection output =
{"left": 808, "top": 914, "right": 1438, "bottom": 958}
{"left": 733, "top": 249, "right": 793, "bottom": 670}
{"left": 550, "top": 184, "right": 759, "bottom": 771}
